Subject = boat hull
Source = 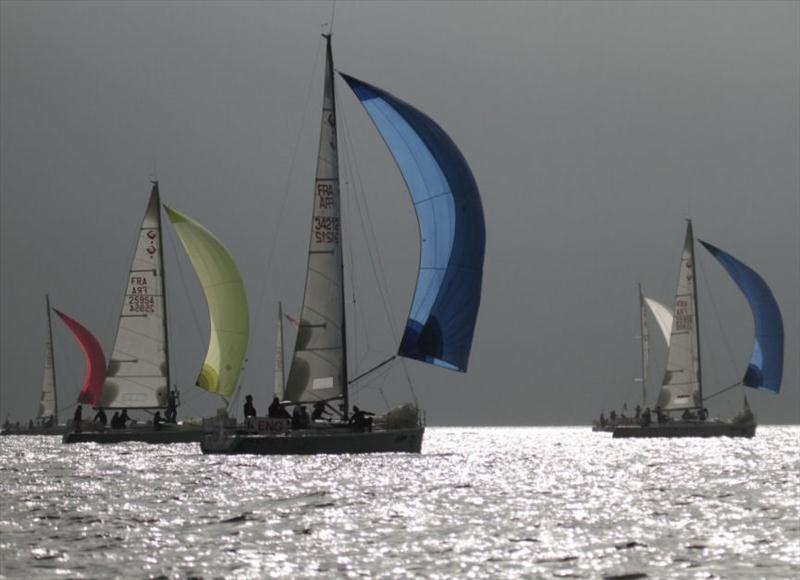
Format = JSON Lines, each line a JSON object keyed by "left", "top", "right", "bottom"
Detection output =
{"left": 62, "top": 424, "right": 204, "bottom": 444}
{"left": 612, "top": 421, "right": 756, "bottom": 438}
{"left": 201, "top": 425, "right": 425, "bottom": 455}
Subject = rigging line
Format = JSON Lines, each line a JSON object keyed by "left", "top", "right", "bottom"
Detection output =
{"left": 337, "top": 108, "right": 374, "bottom": 352}
{"left": 163, "top": 217, "right": 205, "bottom": 351}
{"left": 339, "top": 134, "right": 362, "bottom": 371}
{"left": 252, "top": 37, "right": 325, "bottom": 338}
{"left": 698, "top": 255, "right": 740, "bottom": 377}
{"left": 227, "top": 358, "right": 248, "bottom": 416}
{"left": 337, "top": 98, "right": 400, "bottom": 341}
{"left": 703, "top": 380, "right": 743, "bottom": 402}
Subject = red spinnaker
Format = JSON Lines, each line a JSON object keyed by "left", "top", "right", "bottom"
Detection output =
{"left": 53, "top": 309, "right": 106, "bottom": 406}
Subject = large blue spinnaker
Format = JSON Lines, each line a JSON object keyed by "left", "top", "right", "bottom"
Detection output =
{"left": 699, "top": 240, "right": 784, "bottom": 393}
{"left": 341, "top": 73, "right": 485, "bottom": 372}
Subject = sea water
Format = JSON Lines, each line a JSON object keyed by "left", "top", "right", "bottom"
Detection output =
{"left": 1, "top": 426, "right": 798, "bottom": 579}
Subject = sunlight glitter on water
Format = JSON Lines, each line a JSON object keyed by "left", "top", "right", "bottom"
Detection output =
{"left": 1, "top": 427, "right": 798, "bottom": 578}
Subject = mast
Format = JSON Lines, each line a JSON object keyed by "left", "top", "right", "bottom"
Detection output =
{"left": 45, "top": 294, "right": 58, "bottom": 424}
{"left": 325, "top": 32, "right": 350, "bottom": 418}
{"left": 637, "top": 283, "right": 647, "bottom": 408}
{"left": 274, "top": 301, "right": 285, "bottom": 399}
{"left": 688, "top": 219, "right": 704, "bottom": 407}
{"left": 154, "top": 181, "right": 173, "bottom": 402}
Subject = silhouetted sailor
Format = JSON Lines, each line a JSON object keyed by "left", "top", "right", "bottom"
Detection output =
{"left": 244, "top": 395, "right": 257, "bottom": 418}
{"left": 348, "top": 406, "right": 374, "bottom": 433}
{"left": 268, "top": 396, "right": 290, "bottom": 419}
{"left": 94, "top": 407, "right": 107, "bottom": 426}
{"left": 165, "top": 391, "right": 178, "bottom": 423}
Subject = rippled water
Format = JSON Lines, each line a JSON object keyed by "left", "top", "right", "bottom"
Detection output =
{"left": 1, "top": 427, "right": 798, "bottom": 578}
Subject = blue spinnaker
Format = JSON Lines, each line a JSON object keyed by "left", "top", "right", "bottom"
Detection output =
{"left": 341, "top": 73, "right": 485, "bottom": 372}
{"left": 700, "top": 240, "right": 783, "bottom": 393}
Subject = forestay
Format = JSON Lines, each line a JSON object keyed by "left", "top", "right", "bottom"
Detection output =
{"left": 658, "top": 222, "right": 702, "bottom": 410}
{"left": 341, "top": 73, "right": 486, "bottom": 372}
{"left": 165, "top": 206, "right": 249, "bottom": 397}
{"left": 103, "top": 183, "right": 170, "bottom": 408}
{"left": 274, "top": 302, "right": 285, "bottom": 400}
{"left": 53, "top": 309, "right": 106, "bottom": 406}
{"left": 699, "top": 240, "right": 784, "bottom": 393}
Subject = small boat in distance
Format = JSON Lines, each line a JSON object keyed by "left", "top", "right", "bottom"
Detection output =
{"left": 1, "top": 295, "right": 68, "bottom": 436}
{"left": 201, "top": 33, "right": 486, "bottom": 455}
{"left": 614, "top": 220, "right": 784, "bottom": 438}
{"left": 592, "top": 284, "right": 672, "bottom": 432}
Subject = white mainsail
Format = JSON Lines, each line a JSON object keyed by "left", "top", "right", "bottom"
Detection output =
{"left": 274, "top": 302, "right": 285, "bottom": 400}
{"left": 644, "top": 297, "right": 673, "bottom": 346}
{"left": 37, "top": 295, "right": 58, "bottom": 422}
{"left": 102, "top": 183, "right": 170, "bottom": 408}
{"left": 657, "top": 221, "right": 702, "bottom": 410}
{"left": 285, "top": 38, "right": 347, "bottom": 404}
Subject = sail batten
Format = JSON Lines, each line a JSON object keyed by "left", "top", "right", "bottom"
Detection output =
{"left": 165, "top": 206, "right": 249, "bottom": 397}
{"left": 102, "top": 183, "right": 170, "bottom": 408}
{"left": 341, "top": 73, "right": 485, "bottom": 372}
{"left": 699, "top": 240, "right": 784, "bottom": 393}
{"left": 53, "top": 309, "right": 106, "bottom": 406}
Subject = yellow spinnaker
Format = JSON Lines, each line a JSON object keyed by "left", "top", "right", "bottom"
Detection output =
{"left": 165, "top": 206, "right": 249, "bottom": 397}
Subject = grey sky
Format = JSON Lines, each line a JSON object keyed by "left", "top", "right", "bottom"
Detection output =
{"left": 1, "top": 1, "right": 797, "bottom": 424}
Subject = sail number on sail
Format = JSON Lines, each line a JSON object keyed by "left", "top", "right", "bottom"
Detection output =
{"left": 674, "top": 299, "right": 692, "bottom": 332}
{"left": 128, "top": 275, "right": 157, "bottom": 313}
{"left": 314, "top": 183, "right": 340, "bottom": 244}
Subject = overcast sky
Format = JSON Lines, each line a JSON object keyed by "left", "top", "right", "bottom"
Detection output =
{"left": 1, "top": 1, "right": 797, "bottom": 425}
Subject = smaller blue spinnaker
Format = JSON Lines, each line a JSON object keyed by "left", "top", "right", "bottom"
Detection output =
{"left": 341, "top": 73, "right": 485, "bottom": 372}
{"left": 700, "top": 240, "right": 784, "bottom": 393}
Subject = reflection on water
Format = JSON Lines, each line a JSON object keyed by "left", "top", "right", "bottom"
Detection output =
{"left": 1, "top": 427, "right": 798, "bottom": 578}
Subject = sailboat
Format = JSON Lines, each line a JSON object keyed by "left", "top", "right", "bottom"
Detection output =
{"left": 63, "top": 182, "right": 249, "bottom": 444}
{"left": 201, "top": 34, "right": 485, "bottom": 455}
{"left": 0, "top": 295, "right": 68, "bottom": 436}
{"left": 592, "top": 285, "right": 672, "bottom": 432}
{"left": 613, "top": 220, "right": 784, "bottom": 438}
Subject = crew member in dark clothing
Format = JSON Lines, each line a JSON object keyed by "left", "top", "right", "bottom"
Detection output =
{"left": 641, "top": 407, "right": 652, "bottom": 427}
{"left": 120, "top": 409, "right": 130, "bottom": 428}
{"left": 94, "top": 407, "right": 107, "bottom": 427}
{"left": 165, "top": 391, "right": 178, "bottom": 424}
{"left": 244, "top": 395, "right": 257, "bottom": 419}
{"left": 110, "top": 412, "right": 122, "bottom": 429}
{"left": 268, "top": 396, "right": 290, "bottom": 419}
{"left": 153, "top": 411, "right": 164, "bottom": 428}
{"left": 311, "top": 401, "right": 328, "bottom": 421}
{"left": 348, "top": 406, "right": 374, "bottom": 433}
{"left": 73, "top": 405, "right": 83, "bottom": 433}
